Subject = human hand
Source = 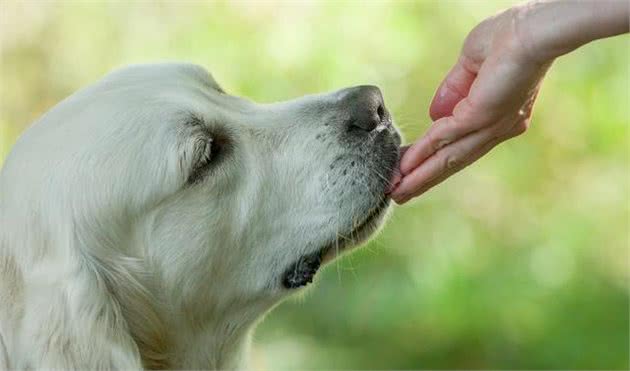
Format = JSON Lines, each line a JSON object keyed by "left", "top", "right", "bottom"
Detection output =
{"left": 391, "top": 0, "right": 628, "bottom": 204}
{"left": 391, "top": 5, "right": 552, "bottom": 203}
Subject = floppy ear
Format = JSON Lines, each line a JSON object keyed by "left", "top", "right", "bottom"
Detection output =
{"left": 0, "top": 144, "right": 168, "bottom": 369}
{"left": 0, "top": 223, "right": 151, "bottom": 368}
{"left": 0, "top": 250, "right": 14, "bottom": 370}
{"left": 0, "top": 331, "right": 7, "bottom": 370}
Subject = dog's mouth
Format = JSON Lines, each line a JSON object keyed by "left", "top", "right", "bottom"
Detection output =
{"left": 282, "top": 197, "right": 391, "bottom": 289}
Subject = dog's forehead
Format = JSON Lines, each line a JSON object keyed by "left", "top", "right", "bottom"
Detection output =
{"left": 185, "top": 65, "right": 224, "bottom": 93}
{"left": 105, "top": 63, "right": 224, "bottom": 93}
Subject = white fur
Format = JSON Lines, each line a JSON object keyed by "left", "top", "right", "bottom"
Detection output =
{"left": 0, "top": 63, "right": 400, "bottom": 369}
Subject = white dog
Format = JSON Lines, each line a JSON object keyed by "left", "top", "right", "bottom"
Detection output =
{"left": 0, "top": 63, "right": 401, "bottom": 369}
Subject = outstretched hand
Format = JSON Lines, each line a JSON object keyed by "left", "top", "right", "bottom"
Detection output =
{"left": 391, "top": 7, "right": 551, "bottom": 203}
{"left": 391, "top": 0, "right": 629, "bottom": 204}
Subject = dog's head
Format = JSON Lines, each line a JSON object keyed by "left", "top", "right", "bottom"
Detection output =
{"left": 2, "top": 63, "right": 400, "bottom": 318}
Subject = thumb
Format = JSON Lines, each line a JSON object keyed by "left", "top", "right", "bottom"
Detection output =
{"left": 429, "top": 59, "right": 477, "bottom": 121}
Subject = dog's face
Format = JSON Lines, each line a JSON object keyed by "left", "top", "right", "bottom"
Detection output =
{"left": 3, "top": 63, "right": 400, "bottom": 317}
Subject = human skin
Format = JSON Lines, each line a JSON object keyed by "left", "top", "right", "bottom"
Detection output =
{"left": 391, "top": 0, "right": 629, "bottom": 204}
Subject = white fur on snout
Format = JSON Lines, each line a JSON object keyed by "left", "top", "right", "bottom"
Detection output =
{"left": 0, "top": 63, "right": 399, "bottom": 369}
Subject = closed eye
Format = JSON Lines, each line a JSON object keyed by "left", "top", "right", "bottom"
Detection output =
{"left": 183, "top": 115, "right": 231, "bottom": 186}
{"left": 187, "top": 130, "right": 231, "bottom": 185}
{"left": 187, "top": 137, "right": 215, "bottom": 184}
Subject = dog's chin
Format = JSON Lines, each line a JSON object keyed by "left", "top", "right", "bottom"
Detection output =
{"left": 282, "top": 197, "right": 391, "bottom": 289}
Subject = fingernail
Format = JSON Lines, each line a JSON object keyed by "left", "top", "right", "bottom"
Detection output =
{"left": 439, "top": 84, "right": 448, "bottom": 99}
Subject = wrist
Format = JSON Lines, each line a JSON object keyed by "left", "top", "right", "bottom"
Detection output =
{"left": 514, "top": 0, "right": 629, "bottom": 63}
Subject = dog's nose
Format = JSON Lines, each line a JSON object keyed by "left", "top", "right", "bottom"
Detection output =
{"left": 343, "top": 85, "right": 388, "bottom": 132}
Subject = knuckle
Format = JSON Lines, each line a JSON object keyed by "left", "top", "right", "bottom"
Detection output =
{"left": 443, "top": 152, "right": 462, "bottom": 171}
{"left": 436, "top": 138, "right": 451, "bottom": 151}
{"left": 428, "top": 129, "right": 450, "bottom": 152}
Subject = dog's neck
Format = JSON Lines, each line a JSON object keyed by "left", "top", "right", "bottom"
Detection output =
{"left": 105, "top": 257, "right": 276, "bottom": 369}
{"left": 160, "top": 296, "right": 275, "bottom": 369}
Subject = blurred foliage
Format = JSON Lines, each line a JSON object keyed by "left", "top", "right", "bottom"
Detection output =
{"left": 1, "top": 0, "right": 628, "bottom": 369}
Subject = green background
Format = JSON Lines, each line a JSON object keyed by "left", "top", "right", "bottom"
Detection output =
{"left": 1, "top": 1, "right": 627, "bottom": 369}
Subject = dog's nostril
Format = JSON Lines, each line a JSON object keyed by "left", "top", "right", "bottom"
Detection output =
{"left": 377, "top": 104, "right": 385, "bottom": 122}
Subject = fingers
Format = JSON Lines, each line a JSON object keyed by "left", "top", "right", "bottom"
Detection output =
{"left": 401, "top": 60, "right": 504, "bottom": 176}
{"left": 394, "top": 136, "right": 501, "bottom": 204}
{"left": 429, "top": 58, "right": 478, "bottom": 121}
{"left": 385, "top": 145, "right": 410, "bottom": 194}
{"left": 394, "top": 109, "right": 532, "bottom": 203}
{"left": 399, "top": 144, "right": 410, "bottom": 159}
{"left": 401, "top": 55, "right": 541, "bottom": 177}
{"left": 391, "top": 127, "right": 502, "bottom": 204}
{"left": 399, "top": 116, "right": 459, "bottom": 175}
{"left": 400, "top": 98, "right": 487, "bottom": 175}
{"left": 385, "top": 167, "right": 402, "bottom": 194}
{"left": 391, "top": 9, "right": 552, "bottom": 204}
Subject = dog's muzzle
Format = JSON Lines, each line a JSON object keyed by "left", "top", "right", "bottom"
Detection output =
{"left": 281, "top": 85, "right": 400, "bottom": 290}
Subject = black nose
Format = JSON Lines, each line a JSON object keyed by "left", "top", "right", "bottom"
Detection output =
{"left": 343, "top": 85, "right": 388, "bottom": 132}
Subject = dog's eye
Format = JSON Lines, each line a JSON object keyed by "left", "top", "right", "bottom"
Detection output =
{"left": 198, "top": 138, "right": 214, "bottom": 166}
{"left": 187, "top": 137, "right": 219, "bottom": 184}
{"left": 182, "top": 115, "right": 231, "bottom": 185}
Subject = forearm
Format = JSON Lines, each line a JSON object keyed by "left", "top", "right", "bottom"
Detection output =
{"left": 515, "top": 0, "right": 629, "bottom": 62}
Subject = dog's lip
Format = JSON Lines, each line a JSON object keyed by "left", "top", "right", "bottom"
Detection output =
{"left": 282, "top": 250, "right": 323, "bottom": 289}
{"left": 281, "top": 197, "right": 390, "bottom": 289}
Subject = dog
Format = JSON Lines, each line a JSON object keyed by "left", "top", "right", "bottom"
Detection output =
{"left": 0, "top": 63, "right": 401, "bottom": 369}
